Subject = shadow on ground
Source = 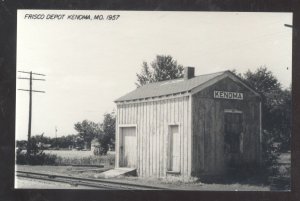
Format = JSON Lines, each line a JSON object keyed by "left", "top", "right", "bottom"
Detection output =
{"left": 199, "top": 174, "right": 269, "bottom": 186}
{"left": 198, "top": 169, "right": 290, "bottom": 191}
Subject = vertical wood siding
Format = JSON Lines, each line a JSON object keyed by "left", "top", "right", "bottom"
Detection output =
{"left": 191, "top": 77, "right": 261, "bottom": 176}
{"left": 116, "top": 96, "right": 191, "bottom": 179}
{"left": 116, "top": 77, "right": 261, "bottom": 178}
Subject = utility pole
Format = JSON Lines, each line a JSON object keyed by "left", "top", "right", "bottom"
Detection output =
{"left": 284, "top": 24, "right": 293, "bottom": 28}
{"left": 18, "top": 70, "right": 46, "bottom": 156}
{"left": 55, "top": 126, "right": 58, "bottom": 149}
{"left": 284, "top": 24, "right": 292, "bottom": 71}
{"left": 28, "top": 72, "right": 32, "bottom": 144}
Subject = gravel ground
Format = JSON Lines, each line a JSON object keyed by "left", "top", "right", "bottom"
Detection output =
{"left": 111, "top": 176, "right": 270, "bottom": 191}
{"left": 15, "top": 165, "right": 270, "bottom": 191}
{"left": 15, "top": 152, "right": 289, "bottom": 190}
{"left": 15, "top": 177, "right": 98, "bottom": 189}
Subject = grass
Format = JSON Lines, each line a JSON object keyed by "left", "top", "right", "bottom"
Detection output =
{"left": 269, "top": 152, "right": 291, "bottom": 191}
{"left": 45, "top": 150, "right": 115, "bottom": 167}
{"left": 55, "top": 154, "right": 115, "bottom": 167}
{"left": 43, "top": 150, "right": 97, "bottom": 158}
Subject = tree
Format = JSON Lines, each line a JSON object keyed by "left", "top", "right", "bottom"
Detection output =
{"left": 16, "top": 140, "right": 27, "bottom": 149}
{"left": 268, "top": 88, "right": 291, "bottom": 151}
{"left": 98, "top": 111, "right": 116, "bottom": 154}
{"left": 235, "top": 67, "right": 291, "bottom": 170}
{"left": 242, "top": 67, "right": 283, "bottom": 132}
{"left": 54, "top": 135, "right": 77, "bottom": 149}
{"left": 136, "top": 55, "right": 184, "bottom": 87}
{"left": 243, "top": 67, "right": 281, "bottom": 93}
{"left": 74, "top": 120, "right": 102, "bottom": 149}
{"left": 32, "top": 134, "right": 51, "bottom": 145}
{"left": 241, "top": 67, "right": 291, "bottom": 151}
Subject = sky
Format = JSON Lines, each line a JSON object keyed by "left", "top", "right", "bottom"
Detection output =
{"left": 16, "top": 10, "right": 292, "bottom": 140}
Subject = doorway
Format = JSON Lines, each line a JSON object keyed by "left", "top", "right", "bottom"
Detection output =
{"left": 224, "top": 111, "right": 243, "bottom": 169}
{"left": 167, "top": 125, "right": 180, "bottom": 172}
{"left": 119, "top": 126, "right": 137, "bottom": 168}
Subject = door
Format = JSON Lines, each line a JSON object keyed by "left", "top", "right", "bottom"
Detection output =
{"left": 120, "top": 127, "right": 137, "bottom": 168}
{"left": 168, "top": 125, "right": 180, "bottom": 172}
{"left": 224, "top": 112, "right": 243, "bottom": 169}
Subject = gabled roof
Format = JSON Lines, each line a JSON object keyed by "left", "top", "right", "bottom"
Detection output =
{"left": 115, "top": 70, "right": 260, "bottom": 102}
{"left": 115, "top": 71, "right": 228, "bottom": 102}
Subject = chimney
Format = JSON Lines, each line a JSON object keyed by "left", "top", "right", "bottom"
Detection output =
{"left": 184, "top": 67, "right": 195, "bottom": 80}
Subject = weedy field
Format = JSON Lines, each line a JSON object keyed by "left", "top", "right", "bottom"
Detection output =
{"left": 43, "top": 150, "right": 95, "bottom": 158}
{"left": 42, "top": 150, "right": 115, "bottom": 167}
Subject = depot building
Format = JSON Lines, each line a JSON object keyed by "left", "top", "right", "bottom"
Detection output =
{"left": 114, "top": 67, "right": 262, "bottom": 180}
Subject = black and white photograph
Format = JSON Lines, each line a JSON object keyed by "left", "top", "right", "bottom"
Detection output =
{"left": 15, "top": 10, "right": 292, "bottom": 191}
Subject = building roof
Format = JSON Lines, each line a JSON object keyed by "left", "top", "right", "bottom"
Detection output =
{"left": 115, "top": 70, "right": 229, "bottom": 102}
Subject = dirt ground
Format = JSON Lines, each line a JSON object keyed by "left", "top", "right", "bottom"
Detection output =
{"left": 16, "top": 177, "right": 98, "bottom": 189}
{"left": 15, "top": 152, "right": 290, "bottom": 191}
{"left": 15, "top": 165, "right": 270, "bottom": 191}
{"left": 16, "top": 165, "right": 111, "bottom": 178}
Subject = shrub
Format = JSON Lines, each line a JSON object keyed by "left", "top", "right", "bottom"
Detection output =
{"left": 261, "top": 130, "right": 281, "bottom": 176}
{"left": 223, "top": 130, "right": 280, "bottom": 183}
{"left": 16, "top": 138, "right": 58, "bottom": 165}
{"left": 16, "top": 151, "right": 57, "bottom": 165}
{"left": 93, "top": 146, "right": 109, "bottom": 156}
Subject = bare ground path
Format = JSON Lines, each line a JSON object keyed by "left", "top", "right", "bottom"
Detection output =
{"left": 15, "top": 165, "right": 270, "bottom": 191}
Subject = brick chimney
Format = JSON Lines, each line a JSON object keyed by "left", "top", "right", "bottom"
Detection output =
{"left": 184, "top": 67, "right": 195, "bottom": 80}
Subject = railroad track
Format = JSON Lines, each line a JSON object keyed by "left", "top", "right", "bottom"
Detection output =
{"left": 16, "top": 170, "right": 166, "bottom": 190}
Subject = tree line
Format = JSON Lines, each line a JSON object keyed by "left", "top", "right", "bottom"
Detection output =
{"left": 17, "top": 112, "right": 116, "bottom": 155}
{"left": 73, "top": 112, "right": 116, "bottom": 153}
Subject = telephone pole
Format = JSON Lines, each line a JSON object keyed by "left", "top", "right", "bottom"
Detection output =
{"left": 18, "top": 70, "right": 46, "bottom": 156}
{"left": 284, "top": 24, "right": 293, "bottom": 28}
{"left": 55, "top": 126, "right": 58, "bottom": 149}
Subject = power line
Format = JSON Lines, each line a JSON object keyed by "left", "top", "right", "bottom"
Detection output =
{"left": 18, "top": 77, "right": 46, "bottom": 81}
{"left": 18, "top": 89, "right": 45, "bottom": 93}
{"left": 18, "top": 70, "right": 46, "bottom": 76}
{"left": 17, "top": 70, "right": 46, "bottom": 156}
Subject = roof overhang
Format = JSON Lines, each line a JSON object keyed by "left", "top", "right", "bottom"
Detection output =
{"left": 190, "top": 71, "right": 261, "bottom": 97}
{"left": 115, "top": 91, "right": 190, "bottom": 105}
{"left": 115, "top": 71, "right": 261, "bottom": 105}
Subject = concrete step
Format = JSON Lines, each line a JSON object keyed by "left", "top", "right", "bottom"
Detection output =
{"left": 94, "top": 168, "right": 137, "bottom": 179}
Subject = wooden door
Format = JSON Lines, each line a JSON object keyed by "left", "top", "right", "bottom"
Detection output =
{"left": 120, "top": 127, "right": 137, "bottom": 168}
{"left": 168, "top": 125, "right": 180, "bottom": 172}
{"left": 224, "top": 112, "right": 243, "bottom": 168}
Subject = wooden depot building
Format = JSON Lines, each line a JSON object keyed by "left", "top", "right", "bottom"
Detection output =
{"left": 114, "top": 67, "right": 262, "bottom": 180}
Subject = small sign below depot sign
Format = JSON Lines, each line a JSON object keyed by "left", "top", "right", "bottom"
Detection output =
{"left": 214, "top": 90, "right": 243, "bottom": 100}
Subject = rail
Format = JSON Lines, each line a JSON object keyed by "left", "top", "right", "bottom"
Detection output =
{"left": 16, "top": 170, "right": 167, "bottom": 190}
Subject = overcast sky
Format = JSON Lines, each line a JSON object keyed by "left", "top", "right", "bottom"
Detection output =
{"left": 16, "top": 10, "right": 292, "bottom": 140}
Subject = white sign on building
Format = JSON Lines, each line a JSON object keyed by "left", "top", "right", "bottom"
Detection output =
{"left": 214, "top": 90, "right": 243, "bottom": 100}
